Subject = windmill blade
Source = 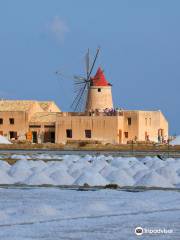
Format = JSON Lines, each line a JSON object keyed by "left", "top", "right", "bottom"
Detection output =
{"left": 87, "top": 47, "right": 100, "bottom": 81}
{"left": 55, "top": 71, "right": 73, "bottom": 79}
{"left": 74, "top": 82, "right": 86, "bottom": 92}
{"left": 73, "top": 85, "right": 87, "bottom": 112}
{"left": 78, "top": 85, "right": 88, "bottom": 111}
{"left": 73, "top": 75, "right": 87, "bottom": 81}
{"left": 71, "top": 84, "right": 86, "bottom": 109}
{"left": 71, "top": 83, "right": 88, "bottom": 111}
{"left": 85, "top": 48, "right": 90, "bottom": 78}
{"left": 74, "top": 83, "right": 87, "bottom": 111}
{"left": 74, "top": 80, "right": 87, "bottom": 85}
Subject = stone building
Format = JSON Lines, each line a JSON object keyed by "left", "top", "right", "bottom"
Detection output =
{"left": 0, "top": 100, "right": 60, "bottom": 143}
{"left": 56, "top": 67, "right": 168, "bottom": 144}
{"left": 0, "top": 67, "right": 168, "bottom": 144}
{"left": 55, "top": 110, "right": 168, "bottom": 144}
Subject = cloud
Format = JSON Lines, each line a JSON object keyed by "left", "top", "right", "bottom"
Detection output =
{"left": 48, "top": 16, "right": 69, "bottom": 43}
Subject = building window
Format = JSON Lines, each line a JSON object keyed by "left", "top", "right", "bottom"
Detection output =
{"left": 127, "top": 118, "right": 132, "bottom": 126}
{"left": 124, "top": 132, "right": 128, "bottom": 138}
{"left": 0, "top": 118, "right": 3, "bottom": 124}
{"left": 9, "top": 118, "right": 14, "bottom": 124}
{"left": 98, "top": 88, "right": 101, "bottom": 92}
{"left": 66, "top": 129, "right": 72, "bottom": 138}
{"left": 85, "top": 129, "right": 91, "bottom": 138}
{"left": 9, "top": 131, "right": 17, "bottom": 139}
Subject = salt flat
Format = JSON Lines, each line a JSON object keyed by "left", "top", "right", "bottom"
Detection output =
{"left": 0, "top": 188, "right": 179, "bottom": 239}
{"left": 0, "top": 153, "right": 180, "bottom": 239}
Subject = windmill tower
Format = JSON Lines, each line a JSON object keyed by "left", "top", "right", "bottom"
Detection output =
{"left": 71, "top": 48, "right": 113, "bottom": 112}
{"left": 85, "top": 67, "right": 113, "bottom": 112}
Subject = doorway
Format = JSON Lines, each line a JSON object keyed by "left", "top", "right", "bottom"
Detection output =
{"left": 44, "top": 131, "right": 55, "bottom": 143}
{"left": 32, "top": 131, "right": 37, "bottom": 143}
{"left": 9, "top": 131, "right": 17, "bottom": 140}
{"left": 158, "top": 129, "right": 164, "bottom": 143}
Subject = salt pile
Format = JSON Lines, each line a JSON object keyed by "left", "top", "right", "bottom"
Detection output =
{"left": 50, "top": 170, "right": 74, "bottom": 185}
{"left": 24, "top": 172, "right": 55, "bottom": 185}
{"left": 74, "top": 171, "right": 109, "bottom": 186}
{"left": 170, "top": 136, "right": 180, "bottom": 146}
{"left": 0, "top": 170, "right": 13, "bottom": 184}
{"left": 107, "top": 169, "right": 134, "bottom": 186}
{"left": 0, "top": 155, "right": 180, "bottom": 188}
{"left": 135, "top": 171, "right": 174, "bottom": 188}
{"left": 0, "top": 135, "right": 11, "bottom": 144}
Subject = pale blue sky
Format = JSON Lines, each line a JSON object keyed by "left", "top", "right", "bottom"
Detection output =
{"left": 0, "top": 0, "right": 179, "bottom": 134}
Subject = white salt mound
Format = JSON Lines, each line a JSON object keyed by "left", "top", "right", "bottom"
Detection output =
{"left": 50, "top": 170, "right": 74, "bottom": 185}
{"left": 0, "top": 155, "right": 179, "bottom": 188}
{"left": 170, "top": 136, "right": 180, "bottom": 146}
{"left": 0, "top": 135, "right": 11, "bottom": 144}
{"left": 0, "top": 169, "right": 14, "bottom": 184}
{"left": 134, "top": 169, "right": 151, "bottom": 181}
{"left": 8, "top": 160, "right": 32, "bottom": 182}
{"left": 0, "top": 160, "right": 11, "bottom": 172}
{"left": 9, "top": 167, "right": 32, "bottom": 183}
{"left": 156, "top": 167, "right": 180, "bottom": 185}
{"left": 24, "top": 172, "right": 55, "bottom": 185}
{"left": 74, "top": 171, "right": 109, "bottom": 186}
{"left": 107, "top": 169, "right": 135, "bottom": 186}
{"left": 100, "top": 165, "right": 117, "bottom": 178}
{"left": 43, "top": 163, "right": 68, "bottom": 176}
{"left": 135, "top": 171, "right": 174, "bottom": 188}
{"left": 69, "top": 168, "right": 84, "bottom": 179}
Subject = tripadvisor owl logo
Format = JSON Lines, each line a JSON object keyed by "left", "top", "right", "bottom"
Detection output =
{"left": 135, "top": 227, "right": 143, "bottom": 236}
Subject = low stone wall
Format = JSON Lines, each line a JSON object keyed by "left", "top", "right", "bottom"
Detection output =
{"left": 0, "top": 142, "right": 179, "bottom": 152}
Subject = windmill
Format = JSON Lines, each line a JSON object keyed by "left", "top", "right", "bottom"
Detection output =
{"left": 56, "top": 47, "right": 113, "bottom": 112}
{"left": 71, "top": 47, "right": 100, "bottom": 111}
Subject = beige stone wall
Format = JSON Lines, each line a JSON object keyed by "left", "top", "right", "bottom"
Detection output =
{"left": 0, "top": 111, "right": 28, "bottom": 140}
{"left": 55, "top": 110, "right": 168, "bottom": 144}
{"left": 27, "top": 101, "right": 61, "bottom": 121}
{"left": 122, "top": 111, "right": 139, "bottom": 143}
{"left": 56, "top": 116, "right": 122, "bottom": 144}
{"left": 85, "top": 86, "right": 113, "bottom": 111}
{"left": 28, "top": 102, "right": 44, "bottom": 121}
{"left": 111, "top": 110, "right": 169, "bottom": 143}
{"left": 159, "top": 112, "right": 168, "bottom": 139}
{"left": 48, "top": 102, "right": 61, "bottom": 112}
{"left": 117, "top": 116, "right": 124, "bottom": 143}
{"left": 137, "top": 111, "right": 168, "bottom": 142}
{"left": 29, "top": 122, "right": 55, "bottom": 143}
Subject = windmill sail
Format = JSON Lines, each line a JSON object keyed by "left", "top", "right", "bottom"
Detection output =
{"left": 71, "top": 48, "right": 100, "bottom": 112}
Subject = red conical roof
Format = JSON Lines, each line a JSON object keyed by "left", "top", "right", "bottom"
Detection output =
{"left": 91, "top": 67, "right": 111, "bottom": 86}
